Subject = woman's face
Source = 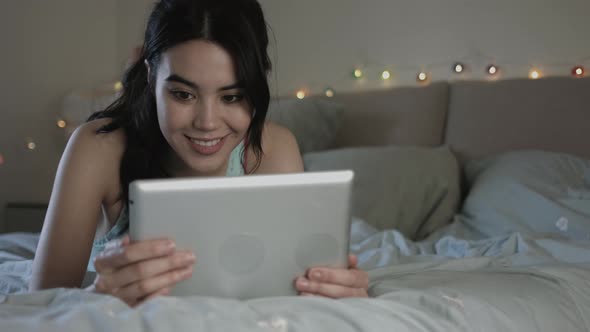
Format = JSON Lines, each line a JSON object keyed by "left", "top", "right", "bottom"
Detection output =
{"left": 150, "top": 40, "right": 252, "bottom": 177}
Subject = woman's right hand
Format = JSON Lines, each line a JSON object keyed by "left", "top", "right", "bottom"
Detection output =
{"left": 88, "top": 235, "right": 196, "bottom": 307}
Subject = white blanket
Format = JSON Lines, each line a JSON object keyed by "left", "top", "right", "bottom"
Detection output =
{"left": 1, "top": 219, "right": 590, "bottom": 332}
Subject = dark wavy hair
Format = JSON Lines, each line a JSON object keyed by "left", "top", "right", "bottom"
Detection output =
{"left": 88, "top": 0, "right": 271, "bottom": 206}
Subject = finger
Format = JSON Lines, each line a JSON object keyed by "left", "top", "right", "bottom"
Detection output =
{"left": 138, "top": 287, "right": 171, "bottom": 305}
{"left": 295, "top": 277, "right": 368, "bottom": 299}
{"left": 106, "top": 251, "right": 195, "bottom": 289}
{"left": 121, "top": 235, "right": 131, "bottom": 247}
{"left": 94, "top": 238, "right": 175, "bottom": 273}
{"left": 115, "top": 266, "right": 193, "bottom": 301}
{"left": 306, "top": 267, "right": 369, "bottom": 289}
{"left": 92, "top": 275, "right": 113, "bottom": 295}
{"left": 348, "top": 254, "right": 358, "bottom": 269}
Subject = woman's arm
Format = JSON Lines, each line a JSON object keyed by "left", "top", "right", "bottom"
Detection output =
{"left": 31, "top": 120, "right": 195, "bottom": 306}
{"left": 30, "top": 121, "right": 120, "bottom": 290}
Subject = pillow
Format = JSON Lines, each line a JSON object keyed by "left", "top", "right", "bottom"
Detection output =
{"left": 303, "top": 146, "right": 461, "bottom": 240}
{"left": 266, "top": 98, "right": 343, "bottom": 154}
{"left": 461, "top": 150, "right": 590, "bottom": 239}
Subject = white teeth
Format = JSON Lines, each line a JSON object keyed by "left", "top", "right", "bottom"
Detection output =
{"left": 190, "top": 138, "right": 221, "bottom": 147}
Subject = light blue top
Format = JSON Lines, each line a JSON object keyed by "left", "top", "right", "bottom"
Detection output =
{"left": 87, "top": 141, "right": 246, "bottom": 271}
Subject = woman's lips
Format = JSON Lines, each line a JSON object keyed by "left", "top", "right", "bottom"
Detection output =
{"left": 185, "top": 135, "right": 226, "bottom": 155}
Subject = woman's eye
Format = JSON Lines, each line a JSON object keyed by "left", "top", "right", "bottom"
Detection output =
{"left": 171, "top": 90, "right": 194, "bottom": 101}
{"left": 222, "top": 95, "right": 244, "bottom": 103}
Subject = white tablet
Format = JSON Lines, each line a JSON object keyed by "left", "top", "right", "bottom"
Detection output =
{"left": 128, "top": 170, "right": 353, "bottom": 299}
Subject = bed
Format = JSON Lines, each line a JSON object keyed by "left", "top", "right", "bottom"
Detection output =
{"left": 1, "top": 77, "right": 589, "bottom": 331}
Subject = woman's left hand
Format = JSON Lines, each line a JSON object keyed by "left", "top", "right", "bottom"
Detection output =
{"left": 294, "top": 254, "right": 369, "bottom": 298}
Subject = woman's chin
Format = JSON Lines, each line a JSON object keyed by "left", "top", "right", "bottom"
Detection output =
{"left": 182, "top": 160, "right": 227, "bottom": 177}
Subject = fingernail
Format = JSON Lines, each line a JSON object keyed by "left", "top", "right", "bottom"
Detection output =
{"left": 182, "top": 267, "right": 193, "bottom": 277}
{"left": 183, "top": 252, "right": 196, "bottom": 262}
{"left": 312, "top": 271, "right": 322, "bottom": 280}
{"left": 298, "top": 278, "right": 309, "bottom": 288}
{"left": 157, "top": 241, "right": 175, "bottom": 254}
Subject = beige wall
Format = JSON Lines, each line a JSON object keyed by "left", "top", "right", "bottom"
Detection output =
{"left": 116, "top": 0, "right": 153, "bottom": 64}
{"left": 116, "top": 0, "right": 590, "bottom": 96}
{"left": 259, "top": 0, "right": 590, "bottom": 96}
{"left": 0, "top": 1, "right": 121, "bottom": 224}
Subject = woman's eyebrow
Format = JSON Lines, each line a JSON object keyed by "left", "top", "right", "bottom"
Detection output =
{"left": 165, "top": 74, "right": 197, "bottom": 89}
{"left": 165, "top": 74, "right": 242, "bottom": 91}
{"left": 219, "top": 83, "right": 242, "bottom": 91}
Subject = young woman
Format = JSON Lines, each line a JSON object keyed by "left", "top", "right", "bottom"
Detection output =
{"left": 30, "top": 0, "right": 368, "bottom": 306}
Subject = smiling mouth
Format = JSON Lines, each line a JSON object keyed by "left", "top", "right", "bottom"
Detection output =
{"left": 187, "top": 136, "right": 222, "bottom": 147}
{"left": 184, "top": 134, "right": 229, "bottom": 155}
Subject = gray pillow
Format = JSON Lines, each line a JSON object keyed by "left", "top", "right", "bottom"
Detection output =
{"left": 266, "top": 98, "right": 343, "bottom": 154}
{"left": 461, "top": 150, "right": 590, "bottom": 239}
{"left": 303, "top": 146, "right": 461, "bottom": 240}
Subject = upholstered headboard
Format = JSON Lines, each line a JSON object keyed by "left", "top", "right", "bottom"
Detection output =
{"left": 315, "top": 82, "right": 449, "bottom": 149}
{"left": 444, "top": 77, "right": 590, "bottom": 161}
{"left": 310, "top": 77, "right": 588, "bottom": 161}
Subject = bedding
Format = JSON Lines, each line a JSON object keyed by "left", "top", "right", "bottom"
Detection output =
{"left": 304, "top": 146, "right": 461, "bottom": 240}
{"left": 460, "top": 150, "right": 590, "bottom": 240}
{"left": 1, "top": 150, "right": 589, "bottom": 331}
{"left": 1, "top": 220, "right": 590, "bottom": 332}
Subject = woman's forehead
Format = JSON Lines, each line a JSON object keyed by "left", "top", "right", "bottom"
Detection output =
{"left": 158, "top": 40, "right": 238, "bottom": 87}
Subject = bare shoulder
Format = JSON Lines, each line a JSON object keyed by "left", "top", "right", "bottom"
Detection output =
{"left": 250, "top": 121, "right": 304, "bottom": 174}
{"left": 71, "top": 118, "right": 126, "bottom": 158}
{"left": 65, "top": 118, "right": 126, "bottom": 199}
{"left": 261, "top": 121, "right": 296, "bottom": 150}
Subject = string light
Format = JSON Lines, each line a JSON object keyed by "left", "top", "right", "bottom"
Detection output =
{"left": 296, "top": 90, "right": 306, "bottom": 99}
{"left": 572, "top": 66, "right": 584, "bottom": 77}
{"left": 114, "top": 81, "right": 123, "bottom": 91}
{"left": 57, "top": 58, "right": 589, "bottom": 119}
{"left": 487, "top": 64, "right": 499, "bottom": 76}
{"left": 353, "top": 68, "right": 364, "bottom": 79}
{"left": 324, "top": 87, "right": 335, "bottom": 97}
{"left": 26, "top": 139, "right": 37, "bottom": 150}
{"left": 416, "top": 71, "right": 429, "bottom": 83}
{"left": 529, "top": 68, "right": 541, "bottom": 79}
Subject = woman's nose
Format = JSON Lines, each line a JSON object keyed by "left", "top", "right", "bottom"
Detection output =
{"left": 192, "top": 99, "right": 219, "bottom": 130}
